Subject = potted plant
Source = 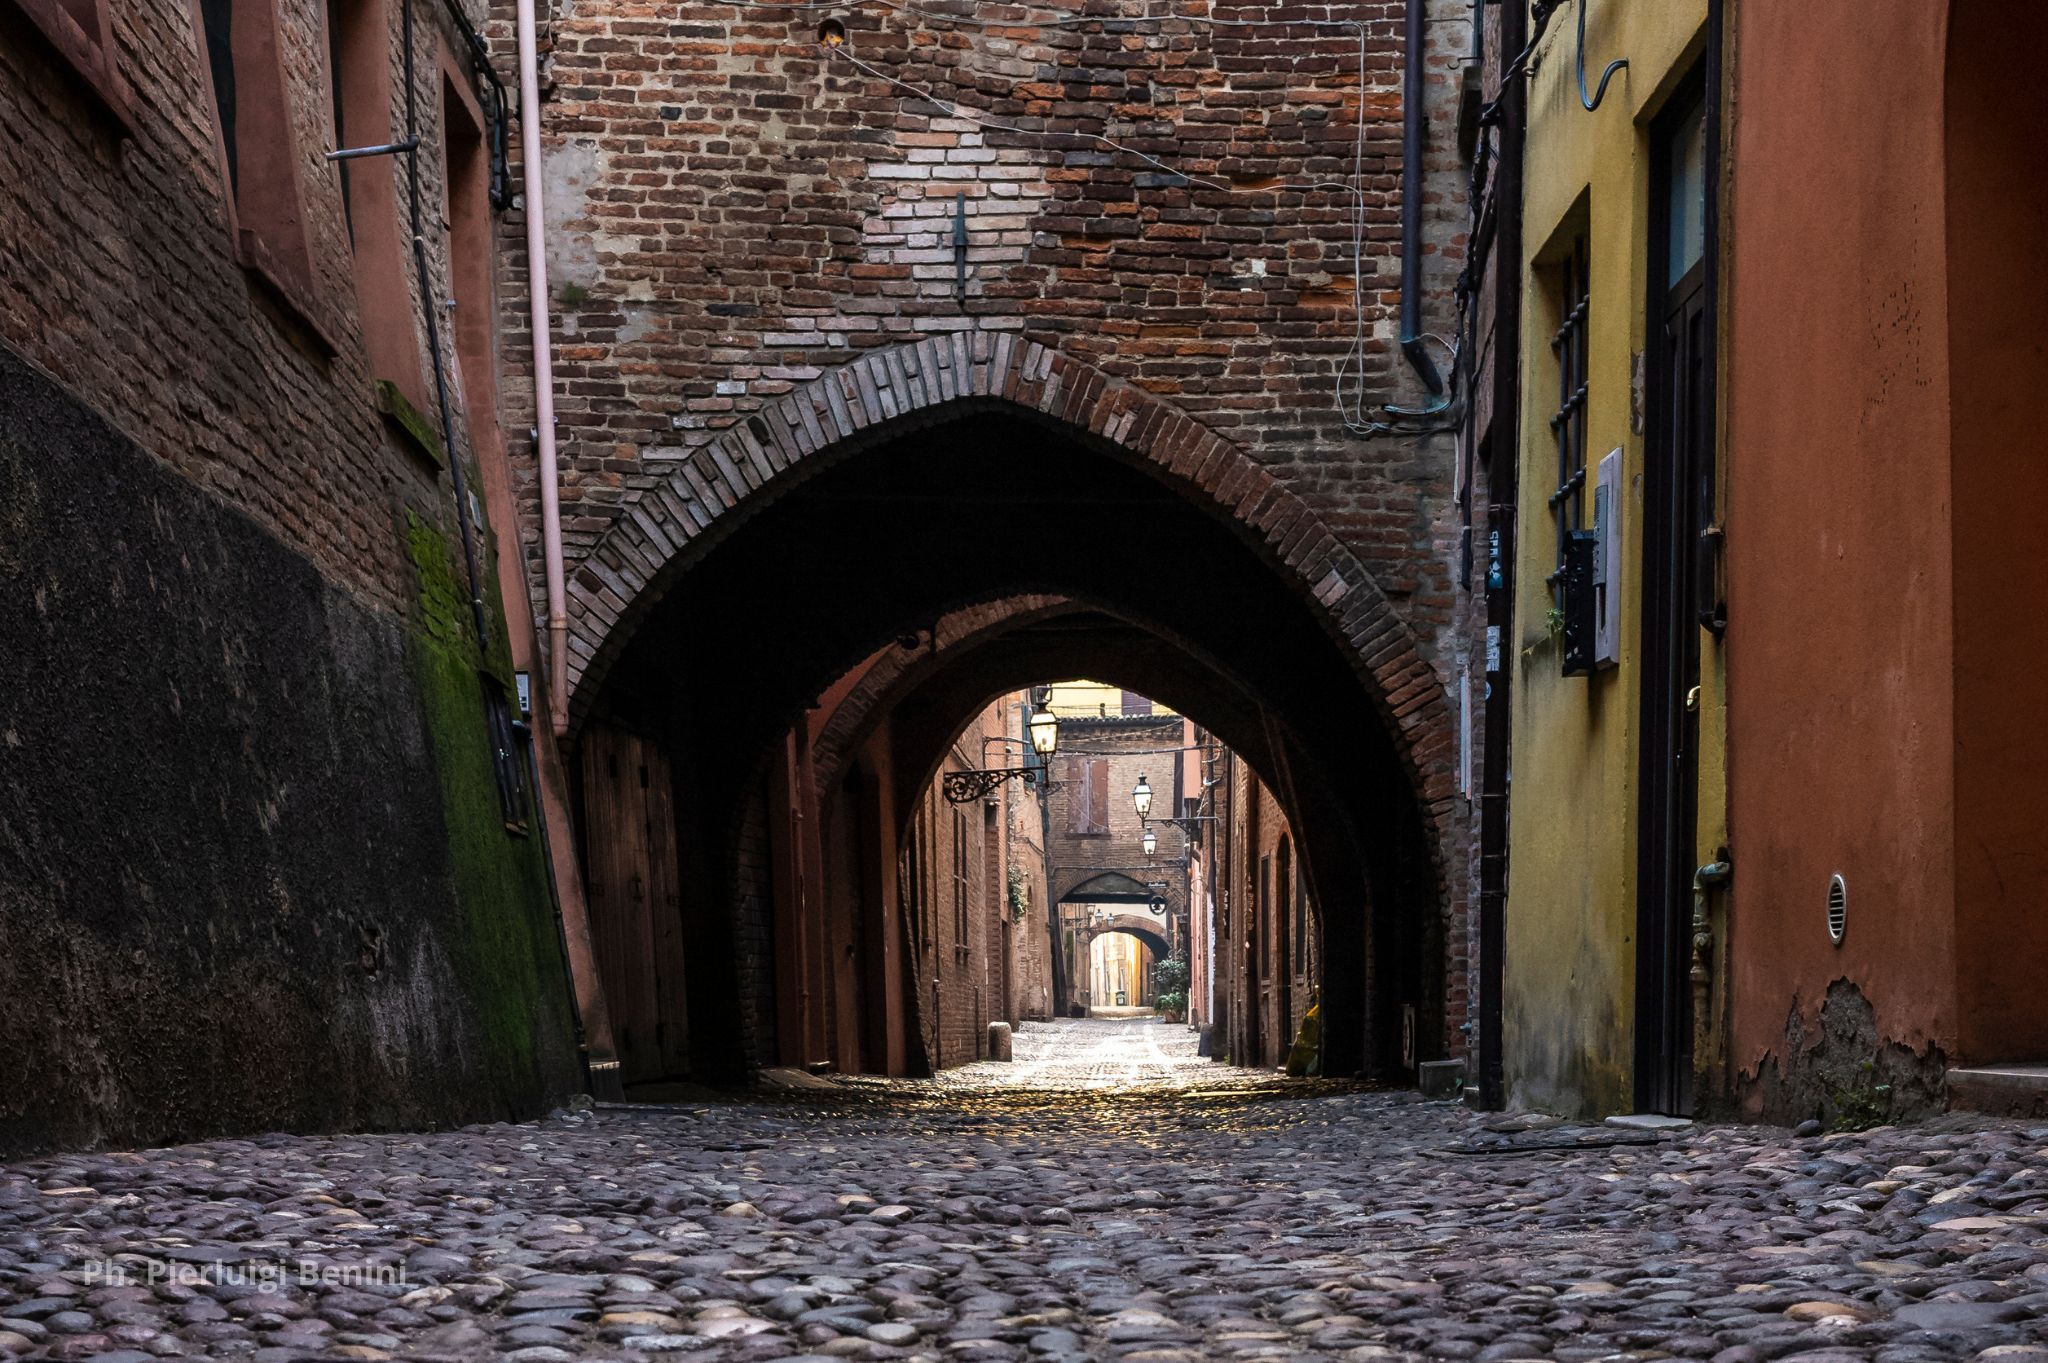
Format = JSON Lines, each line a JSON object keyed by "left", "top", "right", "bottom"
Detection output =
{"left": 1152, "top": 952, "right": 1191, "bottom": 1024}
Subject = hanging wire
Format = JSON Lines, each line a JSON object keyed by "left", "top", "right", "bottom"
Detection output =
{"left": 818, "top": 13, "right": 1460, "bottom": 438}
{"left": 1574, "top": 0, "right": 1628, "bottom": 112}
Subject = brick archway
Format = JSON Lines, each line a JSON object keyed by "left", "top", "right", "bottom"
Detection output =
{"left": 1077, "top": 918, "right": 1172, "bottom": 964}
{"left": 560, "top": 336, "right": 1452, "bottom": 808}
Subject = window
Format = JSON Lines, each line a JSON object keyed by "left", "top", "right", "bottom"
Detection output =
{"left": 443, "top": 66, "right": 500, "bottom": 451}
{"left": 1065, "top": 757, "right": 1108, "bottom": 835}
{"left": 327, "top": 0, "right": 429, "bottom": 398}
{"left": 951, "top": 807, "right": 971, "bottom": 948}
{"left": 1547, "top": 235, "right": 1591, "bottom": 598}
{"left": 483, "top": 679, "right": 530, "bottom": 833}
{"left": 193, "top": 0, "right": 333, "bottom": 349}
{"left": 1281, "top": 837, "right": 1303, "bottom": 977}
{"left": 5, "top": 0, "right": 133, "bottom": 125}
{"left": 1257, "top": 854, "right": 1272, "bottom": 979}
{"left": 1120, "top": 691, "right": 1152, "bottom": 716}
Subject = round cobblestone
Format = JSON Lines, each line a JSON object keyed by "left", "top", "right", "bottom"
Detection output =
{"left": 2, "top": 1021, "right": 2047, "bottom": 1359}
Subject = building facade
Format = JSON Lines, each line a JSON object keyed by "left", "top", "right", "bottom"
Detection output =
{"left": 1045, "top": 708, "right": 1190, "bottom": 1017}
{"left": 1718, "top": 0, "right": 2048, "bottom": 1122}
{"left": 1469, "top": 0, "right": 2048, "bottom": 1125}
{"left": 1483, "top": 0, "right": 1724, "bottom": 1119}
{"left": 0, "top": 0, "right": 582, "bottom": 1151}
{"left": 498, "top": 0, "right": 1479, "bottom": 1088}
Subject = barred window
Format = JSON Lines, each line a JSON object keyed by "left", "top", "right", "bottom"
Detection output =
{"left": 1547, "top": 236, "right": 1591, "bottom": 599}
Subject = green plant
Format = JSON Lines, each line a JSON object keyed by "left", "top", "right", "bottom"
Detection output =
{"left": 1006, "top": 864, "right": 1030, "bottom": 920}
{"left": 1152, "top": 952, "right": 1191, "bottom": 998}
{"left": 1824, "top": 1058, "right": 1893, "bottom": 1132}
{"left": 1545, "top": 604, "right": 1567, "bottom": 641}
{"left": 1154, "top": 989, "right": 1187, "bottom": 1015}
{"left": 556, "top": 281, "right": 592, "bottom": 308}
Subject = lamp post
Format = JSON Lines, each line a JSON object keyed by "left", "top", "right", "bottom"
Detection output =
{"left": 1132, "top": 773, "right": 1153, "bottom": 819}
{"left": 1141, "top": 825, "right": 1157, "bottom": 858}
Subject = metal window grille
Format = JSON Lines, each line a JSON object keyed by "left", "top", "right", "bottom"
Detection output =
{"left": 1548, "top": 237, "right": 1591, "bottom": 597}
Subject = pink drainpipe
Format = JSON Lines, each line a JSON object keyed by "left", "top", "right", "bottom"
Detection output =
{"left": 516, "top": 0, "right": 569, "bottom": 736}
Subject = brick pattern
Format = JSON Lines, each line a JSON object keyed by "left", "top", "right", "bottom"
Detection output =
{"left": 488, "top": 0, "right": 1477, "bottom": 1057}
{"left": 0, "top": 0, "right": 498, "bottom": 613}
{"left": 807, "top": 595, "right": 1067, "bottom": 797}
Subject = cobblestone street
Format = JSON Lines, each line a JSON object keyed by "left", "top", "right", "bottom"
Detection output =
{"left": 2, "top": 1021, "right": 2047, "bottom": 1362}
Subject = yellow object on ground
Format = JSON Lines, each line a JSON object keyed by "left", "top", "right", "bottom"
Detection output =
{"left": 1285, "top": 1002, "right": 1321, "bottom": 1077}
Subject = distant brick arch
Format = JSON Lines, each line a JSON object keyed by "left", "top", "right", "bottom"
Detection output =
{"left": 807, "top": 594, "right": 1068, "bottom": 799}
{"left": 561, "top": 335, "right": 1453, "bottom": 808}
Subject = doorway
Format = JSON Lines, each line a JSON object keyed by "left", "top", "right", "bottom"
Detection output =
{"left": 1635, "top": 75, "right": 1712, "bottom": 1116}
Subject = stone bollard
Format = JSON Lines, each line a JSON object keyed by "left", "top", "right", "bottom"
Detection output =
{"left": 1418, "top": 1058, "right": 1466, "bottom": 1099}
{"left": 987, "top": 1022, "right": 1013, "bottom": 1062}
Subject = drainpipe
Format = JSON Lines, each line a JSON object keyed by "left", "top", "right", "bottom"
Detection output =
{"left": 515, "top": 0, "right": 570, "bottom": 737}
{"left": 1400, "top": 0, "right": 1446, "bottom": 398}
{"left": 1475, "top": 0, "right": 1527, "bottom": 1112}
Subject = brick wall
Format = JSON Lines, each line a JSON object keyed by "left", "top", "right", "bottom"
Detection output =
{"left": 0, "top": 0, "right": 581, "bottom": 1150}
{"left": 493, "top": 0, "right": 1472, "bottom": 660}
{"left": 0, "top": 0, "right": 505, "bottom": 604}
{"left": 491, "top": 0, "right": 1479, "bottom": 1062}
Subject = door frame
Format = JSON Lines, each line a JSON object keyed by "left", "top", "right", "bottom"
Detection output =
{"left": 1634, "top": 65, "right": 1714, "bottom": 1116}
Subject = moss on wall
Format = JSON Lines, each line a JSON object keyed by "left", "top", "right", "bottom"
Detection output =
{"left": 0, "top": 343, "right": 580, "bottom": 1155}
{"left": 402, "top": 510, "right": 579, "bottom": 1097}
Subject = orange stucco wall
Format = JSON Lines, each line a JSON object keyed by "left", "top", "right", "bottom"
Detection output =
{"left": 1724, "top": 2, "right": 1958, "bottom": 1103}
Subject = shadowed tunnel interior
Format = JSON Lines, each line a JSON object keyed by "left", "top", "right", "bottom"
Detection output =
{"left": 576, "top": 410, "right": 1445, "bottom": 1083}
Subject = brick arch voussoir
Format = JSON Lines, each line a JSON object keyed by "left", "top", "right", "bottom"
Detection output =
{"left": 808, "top": 593, "right": 1069, "bottom": 797}
{"left": 560, "top": 336, "right": 1450, "bottom": 797}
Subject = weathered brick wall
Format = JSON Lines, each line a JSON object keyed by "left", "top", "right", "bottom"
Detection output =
{"left": 0, "top": 0, "right": 581, "bottom": 1151}
{"left": 1003, "top": 765, "right": 1057, "bottom": 1022}
{"left": 488, "top": 0, "right": 1479, "bottom": 1064}
{"left": 1047, "top": 714, "right": 1190, "bottom": 921}
{"left": 0, "top": 0, "right": 500, "bottom": 605}
{"left": 493, "top": 0, "right": 1472, "bottom": 659}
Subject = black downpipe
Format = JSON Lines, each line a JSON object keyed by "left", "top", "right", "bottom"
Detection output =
{"left": 1476, "top": 0, "right": 1528, "bottom": 1113}
{"left": 1401, "top": 0, "right": 1446, "bottom": 397}
{"left": 439, "top": 0, "right": 512, "bottom": 211}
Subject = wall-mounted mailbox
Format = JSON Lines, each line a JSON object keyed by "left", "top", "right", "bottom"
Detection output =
{"left": 1593, "top": 448, "right": 1623, "bottom": 668}
{"left": 1560, "top": 529, "right": 1598, "bottom": 675}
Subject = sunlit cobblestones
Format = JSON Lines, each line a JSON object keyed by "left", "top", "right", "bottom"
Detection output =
{"left": 3, "top": 1021, "right": 2046, "bottom": 1362}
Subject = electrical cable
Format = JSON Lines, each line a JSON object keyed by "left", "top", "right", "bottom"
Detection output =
{"left": 711, "top": 0, "right": 1378, "bottom": 30}
{"left": 824, "top": 28, "right": 1460, "bottom": 437}
{"left": 1574, "top": 0, "right": 1627, "bottom": 112}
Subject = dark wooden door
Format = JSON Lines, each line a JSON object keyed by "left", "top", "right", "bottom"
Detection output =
{"left": 581, "top": 723, "right": 689, "bottom": 1084}
{"left": 1636, "top": 84, "right": 1710, "bottom": 1115}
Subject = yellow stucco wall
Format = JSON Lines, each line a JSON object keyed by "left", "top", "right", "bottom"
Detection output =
{"left": 1503, "top": 0, "right": 1718, "bottom": 1117}
{"left": 1045, "top": 680, "right": 1178, "bottom": 719}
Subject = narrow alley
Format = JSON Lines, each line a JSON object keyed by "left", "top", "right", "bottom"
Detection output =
{"left": 10, "top": 0, "right": 2048, "bottom": 1359}
{"left": 4, "top": 1023, "right": 2047, "bottom": 1362}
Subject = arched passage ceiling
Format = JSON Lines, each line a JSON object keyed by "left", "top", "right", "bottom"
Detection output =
{"left": 590, "top": 409, "right": 1451, "bottom": 1076}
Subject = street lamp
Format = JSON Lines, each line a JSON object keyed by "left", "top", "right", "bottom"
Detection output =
{"left": 942, "top": 688, "right": 1062, "bottom": 804}
{"left": 1132, "top": 773, "right": 1153, "bottom": 819}
{"left": 1141, "top": 825, "right": 1158, "bottom": 858}
{"left": 1028, "top": 699, "right": 1060, "bottom": 757}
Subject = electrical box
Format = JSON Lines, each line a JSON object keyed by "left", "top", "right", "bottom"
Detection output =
{"left": 1593, "top": 448, "right": 1623, "bottom": 668}
{"left": 1560, "top": 529, "right": 1599, "bottom": 676}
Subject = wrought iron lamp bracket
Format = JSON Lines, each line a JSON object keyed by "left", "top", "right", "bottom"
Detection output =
{"left": 942, "top": 767, "right": 1052, "bottom": 804}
